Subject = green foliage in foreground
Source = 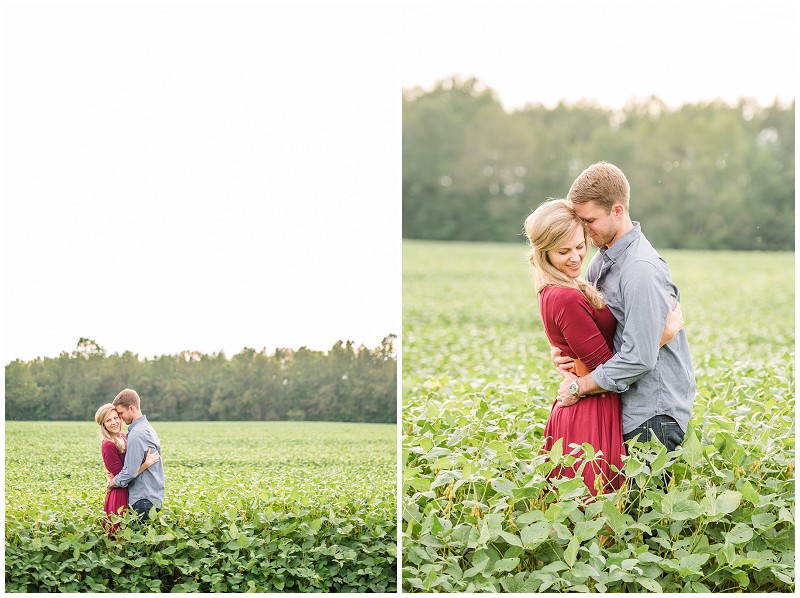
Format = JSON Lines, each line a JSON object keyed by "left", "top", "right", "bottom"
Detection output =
{"left": 402, "top": 240, "right": 794, "bottom": 592}
{"left": 6, "top": 421, "right": 396, "bottom": 592}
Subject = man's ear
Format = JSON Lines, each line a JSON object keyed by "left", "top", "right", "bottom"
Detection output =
{"left": 612, "top": 203, "right": 625, "bottom": 219}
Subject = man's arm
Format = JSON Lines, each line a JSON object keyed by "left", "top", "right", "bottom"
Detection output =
{"left": 110, "top": 432, "right": 147, "bottom": 489}
{"left": 557, "top": 261, "right": 670, "bottom": 405}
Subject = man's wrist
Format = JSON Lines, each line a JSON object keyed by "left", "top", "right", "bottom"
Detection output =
{"left": 569, "top": 377, "right": 584, "bottom": 398}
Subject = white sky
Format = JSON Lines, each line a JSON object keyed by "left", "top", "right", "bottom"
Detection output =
{"left": 4, "top": 2, "right": 400, "bottom": 362}
{"left": 401, "top": 0, "right": 796, "bottom": 110}
{"left": 3, "top": 1, "right": 796, "bottom": 362}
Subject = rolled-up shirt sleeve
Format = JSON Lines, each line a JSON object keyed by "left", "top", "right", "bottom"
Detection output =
{"left": 114, "top": 432, "right": 145, "bottom": 488}
{"left": 591, "top": 260, "right": 670, "bottom": 392}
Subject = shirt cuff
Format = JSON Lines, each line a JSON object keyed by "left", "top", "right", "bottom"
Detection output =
{"left": 113, "top": 474, "right": 129, "bottom": 488}
{"left": 590, "top": 367, "right": 630, "bottom": 394}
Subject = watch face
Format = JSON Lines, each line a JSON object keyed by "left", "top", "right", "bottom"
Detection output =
{"left": 570, "top": 380, "right": 579, "bottom": 395}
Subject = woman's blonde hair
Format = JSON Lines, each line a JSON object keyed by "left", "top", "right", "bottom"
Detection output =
{"left": 95, "top": 403, "right": 125, "bottom": 453}
{"left": 524, "top": 198, "right": 604, "bottom": 309}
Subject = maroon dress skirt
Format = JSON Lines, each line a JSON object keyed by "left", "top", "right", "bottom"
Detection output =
{"left": 101, "top": 436, "right": 128, "bottom": 532}
{"left": 538, "top": 286, "right": 625, "bottom": 495}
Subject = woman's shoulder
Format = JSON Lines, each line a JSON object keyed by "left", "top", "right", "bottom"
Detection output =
{"left": 540, "top": 285, "right": 588, "bottom": 302}
{"left": 540, "top": 285, "right": 595, "bottom": 316}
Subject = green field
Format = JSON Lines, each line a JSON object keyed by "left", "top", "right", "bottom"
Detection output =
{"left": 5, "top": 421, "right": 396, "bottom": 592}
{"left": 402, "top": 239, "right": 794, "bottom": 592}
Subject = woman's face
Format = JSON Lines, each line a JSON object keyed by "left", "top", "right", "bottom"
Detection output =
{"left": 547, "top": 224, "right": 587, "bottom": 279}
{"left": 103, "top": 410, "right": 122, "bottom": 435}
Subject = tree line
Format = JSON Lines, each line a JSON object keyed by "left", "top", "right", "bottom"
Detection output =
{"left": 5, "top": 337, "right": 397, "bottom": 423}
{"left": 403, "top": 76, "right": 794, "bottom": 250}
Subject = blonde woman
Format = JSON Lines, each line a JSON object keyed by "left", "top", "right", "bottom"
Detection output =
{"left": 524, "top": 199, "right": 680, "bottom": 494}
{"left": 94, "top": 403, "right": 159, "bottom": 533}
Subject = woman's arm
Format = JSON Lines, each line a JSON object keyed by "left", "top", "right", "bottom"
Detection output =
{"left": 101, "top": 441, "right": 124, "bottom": 475}
{"left": 552, "top": 290, "right": 615, "bottom": 372}
{"left": 136, "top": 448, "right": 160, "bottom": 475}
{"left": 660, "top": 299, "right": 683, "bottom": 346}
{"left": 551, "top": 296, "right": 682, "bottom": 371}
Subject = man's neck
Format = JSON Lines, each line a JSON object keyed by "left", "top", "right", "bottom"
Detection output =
{"left": 605, "top": 217, "right": 635, "bottom": 249}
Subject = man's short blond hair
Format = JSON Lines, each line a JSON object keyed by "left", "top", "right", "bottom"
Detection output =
{"left": 567, "top": 161, "right": 630, "bottom": 212}
{"left": 113, "top": 388, "right": 141, "bottom": 409}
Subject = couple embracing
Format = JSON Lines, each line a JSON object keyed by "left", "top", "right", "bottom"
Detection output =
{"left": 524, "top": 162, "right": 696, "bottom": 495}
{"left": 94, "top": 388, "right": 165, "bottom": 533}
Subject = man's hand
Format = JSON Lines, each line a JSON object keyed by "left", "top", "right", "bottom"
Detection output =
{"left": 556, "top": 374, "right": 581, "bottom": 408}
{"left": 551, "top": 346, "right": 574, "bottom": 379}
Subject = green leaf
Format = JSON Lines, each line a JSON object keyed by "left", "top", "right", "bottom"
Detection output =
{"left": 739, "top": 480, "right": 761, "bottom": 505}
{"left": 494, "top": 557, "right": 520, "bottom": 572}
{"left": 573, "top": 519, "right": 605, "bottom": 542}
{"left": 678, "top": 553, "right": 710, "bottom": 576}
{"left": 751, "top": 512, "right": 777, "bottom": 529}
{"left": 602, "top": 500, "right": 632, "bottom": 535}
{"left": 555, "top": 477, "right": 587, "bottom": 500}
{"left": 490, "top": 477, "right": 516, "bottom": 497}
{"left": 463, "top": 554, "right": 490, "bottom": 578}
{"left": 563, "top": 536, "right": 580, "bottom": 568}
{"left": 714, "top": 490, "right": 742, "bottom": 515}
{"left": 497, "top": 531, "right": 523, "bottom": 547}
{"left": 680, "top": 430, "right": 703, "bottom": 465}
{"left": 725, "top": 522, "right": 753, "bottom": 545}
{"left": 519, "top": 521, "right": 551, "bottom": 549}
{"left": 549, "top": 438, "right": 564, "bottom": 463}
{"left": 637, "top": 577, "right": 662, "bottom": 592}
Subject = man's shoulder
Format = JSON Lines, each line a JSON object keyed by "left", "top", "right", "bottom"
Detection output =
{"left": 620, "top": 231, "right": 665, "bottom": 270}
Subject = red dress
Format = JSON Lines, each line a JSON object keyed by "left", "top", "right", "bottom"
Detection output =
{"left": 102, "top": 435, "right": 128, "bottom": 532}
{"left": 538, "top": 286, "right": 625, "bottom": 495}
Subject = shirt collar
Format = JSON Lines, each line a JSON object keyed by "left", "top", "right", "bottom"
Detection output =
{"left": 128, "top": 415, "right": 147, "bottom": 430}
{"left": 599, "top": 222, "right": 641, "bottom": 262}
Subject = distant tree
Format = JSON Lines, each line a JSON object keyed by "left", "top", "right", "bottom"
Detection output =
{"left": 403, "top": 78, "right": 795, "bottom": 250}
{"left": 5, "top": 338, "right": 397, "bottom": 423}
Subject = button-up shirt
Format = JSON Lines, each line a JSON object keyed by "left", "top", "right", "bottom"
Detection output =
{"left": 587, "top": 223, "right": 695, "bottom": 434}
{"left": 114, "top": 415, "right": 165, "bottom": 508}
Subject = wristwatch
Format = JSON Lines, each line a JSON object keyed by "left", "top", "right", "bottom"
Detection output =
{"left": 569, "top": 378, "right": 582, "bottom": 397}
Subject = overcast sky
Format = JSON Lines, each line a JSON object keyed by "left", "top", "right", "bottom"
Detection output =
{"left": 4, "top": 1, "right": 796, "bottom": 362}
{"left": 5, "top": 3, "right": 399, "bottom": 362}
{"left": 401, "top": 0, "right": 796, "bottom": 110}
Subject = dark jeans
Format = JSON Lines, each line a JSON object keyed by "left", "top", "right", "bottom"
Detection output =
{"left": 131, "top": 499, "right": 160, "bottom": 521}
{"left": 623, "top": 414, "right": 684, "bottom": 452}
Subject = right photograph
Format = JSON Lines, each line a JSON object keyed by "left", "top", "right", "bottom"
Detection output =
{"left": 400, "top": 2, "right": 795, "bottom": 594}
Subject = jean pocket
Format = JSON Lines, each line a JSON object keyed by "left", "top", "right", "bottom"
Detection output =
{"left": 659, "top": 421, "right": 684, "bottom": 450}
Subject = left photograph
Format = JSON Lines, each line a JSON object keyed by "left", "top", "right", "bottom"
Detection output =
{"left": 4, "top": 4, "right": 399, "bottom": 593}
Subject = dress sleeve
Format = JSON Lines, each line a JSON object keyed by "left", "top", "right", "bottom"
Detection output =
{"left": 101, "top": 441, "right": 124, "bottom": 476}
{"left": 551, "top": 287, "right": 614, "bottom": 371}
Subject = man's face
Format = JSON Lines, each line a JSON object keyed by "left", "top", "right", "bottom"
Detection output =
{"left": 115, "top": 404, "right": 134, "bottom": 425}
{"left": 572, "top": 201, "right": 622, "bottom": 248}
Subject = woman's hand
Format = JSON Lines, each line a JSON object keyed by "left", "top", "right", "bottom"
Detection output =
{"left": 143, "top": 448, "right": 160, "bottom": 468}
{"left": 660, "top": 298, "right": 684, "bottom": 346}
{"left": 551, "top": 346, "right": 575, "bottom": 378}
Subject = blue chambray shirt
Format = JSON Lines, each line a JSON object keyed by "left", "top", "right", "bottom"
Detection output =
{"left": 587, "top": 223, "right": 696, "bottom": 435}
{"left": 114, "top": 415, "right": 165, "bottom": 508}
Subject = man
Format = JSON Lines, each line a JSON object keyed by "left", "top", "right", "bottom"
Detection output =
{"left": 108, "top": 388, "right": 165, "bottom": 519}
{"left": 555, "top": 162, "right": 695, "bottom": 451}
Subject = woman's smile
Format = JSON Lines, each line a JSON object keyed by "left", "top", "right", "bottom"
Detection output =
{"left": 547, "top": 224, "right": 587, "bottom": 279}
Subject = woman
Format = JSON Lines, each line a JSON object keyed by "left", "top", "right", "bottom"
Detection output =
{"left": 95, "top": 403, "right": 159, "bottom": 533}
{"left": 524, "top": 199, "right": 680, "bottom": 495}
